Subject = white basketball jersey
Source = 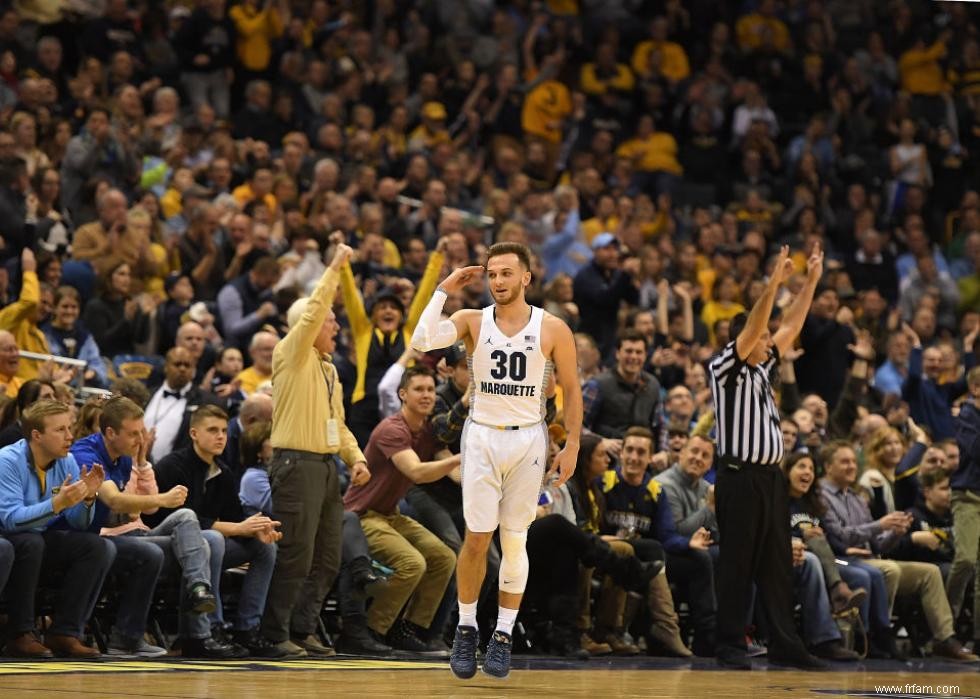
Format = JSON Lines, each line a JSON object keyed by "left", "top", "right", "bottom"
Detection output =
{"left": 469, "top": 305, "right": 551, "bottom": 427}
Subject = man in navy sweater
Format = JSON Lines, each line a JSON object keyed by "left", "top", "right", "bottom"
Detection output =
{"left": 600, "top": 426, "right": 714, "bottom": 656}
{"left": 948, "top": 366, "right": 980, "bottom": 636}
{"left": 903, "top": 323, "right": 977, "bottom": 440}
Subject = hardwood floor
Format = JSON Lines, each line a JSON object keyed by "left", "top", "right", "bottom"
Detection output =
{"left": 0, "top": 657, "right": 977, "bottom": 698}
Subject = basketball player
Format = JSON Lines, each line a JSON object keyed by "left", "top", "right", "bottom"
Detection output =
{"left": 411, "top": 242, "right": 582, "bottom": 679}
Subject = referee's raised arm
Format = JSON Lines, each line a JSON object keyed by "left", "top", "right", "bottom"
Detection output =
{"left": 734, "top": 245, "right": 793, "bottom": 361}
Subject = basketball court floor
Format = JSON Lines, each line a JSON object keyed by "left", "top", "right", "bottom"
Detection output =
{"left": 1, "top": 655, "right": 977, "bottom": 698}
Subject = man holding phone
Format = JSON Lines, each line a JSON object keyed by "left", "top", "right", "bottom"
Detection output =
{"left": 820, "top": 440, "right": 977, "bottom": 663}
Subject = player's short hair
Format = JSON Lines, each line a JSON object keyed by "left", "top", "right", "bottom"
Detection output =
{"left": 399, "top": 365, "right": 435, "bottom": 392}
{"left": 486, "top": 242, "right": 531, "bottom": 271}
{"left": 190, "top": 404, "right": 229, "bottom": 427}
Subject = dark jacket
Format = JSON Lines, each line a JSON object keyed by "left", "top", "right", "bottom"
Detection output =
{"left": 584, "top": 367, "right": 661, "bottom": 439}
{"left": 174, "top": 9, "right": 236, "bottom": 73}
{"left": 573, "top": 261, "right": 639, "bottom": 357}
{"left": 903, "top": 347, "right": 976, "bottom": 441}
{"left": 82, "top": 295, "right": 151, "bottom": 358}
{"left": 797, "top": 314, "right": 855, "bottom": 407}
{"left": 891, "top": 503, "right": 954, "bottom": 565}
{"left": 952, "top": 401, "right": 980, "bottom": 493}
{"left": 847, "top": 250, "right": 899, "bottom": 303}
{"left": 0, "top": 186, "right": 31, "bottom": 261}
{"left": 221, "top": 416, "right": 245, "bottom": 480}
{"left": 149, "top": 446, "right": 242, "bottom": 529}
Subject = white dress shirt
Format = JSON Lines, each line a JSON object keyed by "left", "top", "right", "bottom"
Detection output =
{"left": 145, "top": 381, "right": 192, "bottom": 463}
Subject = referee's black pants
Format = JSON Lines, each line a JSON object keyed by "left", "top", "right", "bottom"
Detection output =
{"left": 715, "top": 462, "right": 808, "bottom": 658}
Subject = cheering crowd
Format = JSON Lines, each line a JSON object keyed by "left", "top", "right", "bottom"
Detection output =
{"left": 0, "top": 0, "right": 975, "bottom": 664}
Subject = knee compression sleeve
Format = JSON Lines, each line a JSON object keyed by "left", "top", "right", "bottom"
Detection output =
{"left": 498, "top": 528, "right": 529, "bottom": 594}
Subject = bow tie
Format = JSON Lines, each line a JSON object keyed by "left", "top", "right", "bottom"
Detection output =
{"left": 163, "top": 390, "right": 184, "bottom": 400}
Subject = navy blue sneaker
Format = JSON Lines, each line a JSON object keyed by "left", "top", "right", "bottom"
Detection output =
{"left": 482, "top": 630, "right": 512, "bottom": 679}
{"left": 449, "top": 625, "right": 478, "bottom": 679}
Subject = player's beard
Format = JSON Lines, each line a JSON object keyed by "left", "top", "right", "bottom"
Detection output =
{"left": 492, "top": 285, "right": 522, "bottom": 306}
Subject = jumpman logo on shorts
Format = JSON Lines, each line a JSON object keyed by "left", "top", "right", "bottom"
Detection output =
{"left": 532, "top": 457, "right": 539, "bottom": 466}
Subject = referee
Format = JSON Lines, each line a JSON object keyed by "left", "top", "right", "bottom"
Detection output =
{"left": 259, "top": 241, "right": 371, "bottom": 657}
{"left": 708, "top": 244, "right": 825, "bottom": 670}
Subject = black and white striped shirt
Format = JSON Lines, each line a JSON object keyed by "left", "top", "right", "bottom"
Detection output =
{"left": 708, "top": 341, "right": 784, "bottom": 466}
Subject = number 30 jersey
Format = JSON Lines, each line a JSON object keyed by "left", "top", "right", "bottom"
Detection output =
{"left": 469, "top": 304, "right": 552, "bottom": 427}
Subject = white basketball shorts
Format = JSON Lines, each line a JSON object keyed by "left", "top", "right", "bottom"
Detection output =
{"left": 460, "top": 419, "right": 549, "bottom": 533}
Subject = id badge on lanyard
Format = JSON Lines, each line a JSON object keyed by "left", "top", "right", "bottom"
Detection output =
{"left": 321, "top": 361, "right": 340, "bottom": 448}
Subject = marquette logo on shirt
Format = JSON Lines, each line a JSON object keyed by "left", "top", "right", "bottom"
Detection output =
{"left": 480, "top": 381, "right": 537, "bottom": 396}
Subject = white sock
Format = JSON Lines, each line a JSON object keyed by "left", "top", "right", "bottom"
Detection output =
{"left": 495, "top": 606, "right": 519, "bottom": 636}
{"left": 458, "top": 600, "right": 478, "bottom": 630}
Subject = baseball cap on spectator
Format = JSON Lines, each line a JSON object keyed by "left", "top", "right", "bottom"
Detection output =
{"left": 422, "top": 102, "right": 447, "bottom": 121}
{"left": 444, "top": 342, "right": 467, "bottom": 367}
{"left": 591, "top": 232, "right": 619, "bottom": 250}
{"left": 367, "top": 288, "right": 406, "bottom": 316}
{"left": 164, "top": 272, "right": 189, "bottom": 295}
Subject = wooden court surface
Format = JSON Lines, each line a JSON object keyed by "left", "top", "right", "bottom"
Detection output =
{"left": 1, "top": 658, "right": 978, "bottom": 698}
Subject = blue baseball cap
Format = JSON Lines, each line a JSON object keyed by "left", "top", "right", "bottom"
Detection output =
{"left": 591, "top": 232, "right": 619, "bottom": 250}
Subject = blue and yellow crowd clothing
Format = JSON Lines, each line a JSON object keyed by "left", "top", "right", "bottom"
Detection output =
{"left": 600, "top": 468, "right": 690, "bottom": 554}
{"left": 899, "top": 41, "right": 949, "bottom": 96}
{"left": 229, "top": 3, "right": 284, "bottom": 72}
{"left": 339, "top": 250, "right": 443, "bottom": 437}
{"left": 735, "top": 12, "right": 792, "bottom": 53}
{"left": 0, "top": 439, "right": 94, "bottom": 533}
{"left": 615, "top": 132, "right": 683, "bottom": 175}
{"left": 0, "top": 269, "right": 48, "bottom": 382}
{"left": 631, "top": 40, "right": 691, "bottom": 83}
{"left": 580, "top": 62, "right": 635, "bottom": 97}
{"left": 521, "top": 77, "right": 572, "bottom": 144}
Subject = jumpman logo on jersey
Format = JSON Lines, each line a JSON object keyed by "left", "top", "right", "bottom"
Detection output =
{"left": 485, "top": 337, "right": 494, "bottom": 345}
{"left": 532, "top": 457, "right": 539, "bottom": 466}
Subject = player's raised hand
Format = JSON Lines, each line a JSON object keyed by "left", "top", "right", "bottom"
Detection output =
{"left": 438, "top": 265, "right": 485, "bottom": 294}
{"left": 549, "top": 442, "right": 578, "bottom": 488}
